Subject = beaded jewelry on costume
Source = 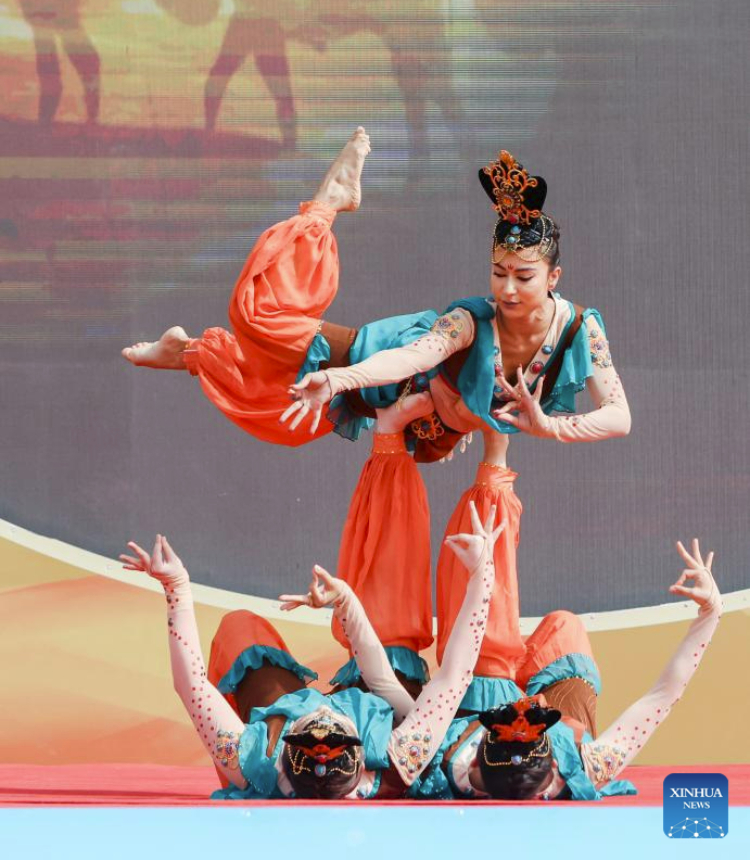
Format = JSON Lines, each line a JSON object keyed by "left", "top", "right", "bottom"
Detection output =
{"left": 410, "top": 412, "right": 445, "bottom": 442}
{"left": 395, "top": 730, "right": 433, "bottom": 776}
{"left": 588, "top": 326, "right": 612, "bottom": 368}
{"left": 431, "top": 312, "right": 466, "bottom": 341}
{"left": 482, "top": 733, "right": 551, "bottom": 767}
{"left": 214, "top": 730, "right": 241, "bottom": 770}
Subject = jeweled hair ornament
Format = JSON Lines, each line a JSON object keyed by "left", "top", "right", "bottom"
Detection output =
{"left": 282, "top": 710, "right": 362, "bottom": 778}
{"left": 478, "top": 697, "right": 561, "bottom": 767}
{"left": 479, "top": 150, "right": 555, "bottom": 264}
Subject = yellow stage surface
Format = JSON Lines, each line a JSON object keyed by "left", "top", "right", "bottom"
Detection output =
{"left": 1, "top": 518, "right": 748, "bottom": 767}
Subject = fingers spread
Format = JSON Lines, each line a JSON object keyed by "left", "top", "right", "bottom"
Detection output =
{"left": 492, "top": 519, "right": 508, "bottom": 541}
{"left": 534, "top": 375, "right": 545, "bottom": 402}
{"left": 675, "top": 540, "right": 695, "bottom": 567}
{"left": 483, "top": 504, "right": 497, "bottom": 534}
{"left": 310, "top": 406, "right": 322, "bottom": 435}
{"left": 468, "top": 500, "right": 482, "bottom": 535}
{"left": 280, "top": 400, "right": 303, "bottom": 424}
{"left": 162, "top": 535, "right": 176, "bottom": 561}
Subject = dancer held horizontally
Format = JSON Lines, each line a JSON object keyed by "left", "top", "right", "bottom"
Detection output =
{"left": 427, "top": 539, "right": 722, "bottom": 800}
{"left": 119, "top": 403, "right": 506, "bottom": 800}
{"left": 122, "top": 130, "right": 630, "bottom": 461}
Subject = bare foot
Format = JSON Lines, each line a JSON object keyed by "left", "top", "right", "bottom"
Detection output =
{"left": 122, "top": 326, "right": 190, "bottom": 370}
{"left": 313, "top": 127, "right": 371, "bottom": 212}
{"left": 375, "top": 391, "right": 434, "bottom": 433}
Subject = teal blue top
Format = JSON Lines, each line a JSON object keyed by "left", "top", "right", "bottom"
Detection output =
{"left": 211, "top": 687, "right": 394, "bottom": 801}
{"left": 298, "top": 296, "right": 602, "bottom": 440}
{"left": 445, "top": 296, "right": 604, "bottom": 435}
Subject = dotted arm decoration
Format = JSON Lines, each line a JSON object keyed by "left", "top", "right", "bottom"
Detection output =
{"left": 324, "top": 310, "right": 474, "bottom": 396}
{"left": 386, "top": 545, "right": 496, "bottom": 786}
{"left": 549, "top": 316, "right": 631, "bottom": 443}
{"left": 591, "top": 590, "right": 722, "bottom": 779}
{"left": 165, "top": 578, "right": 248, "bottom": 789}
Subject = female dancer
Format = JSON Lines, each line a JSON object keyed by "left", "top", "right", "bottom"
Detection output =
{"left": 432, "top": 539, "right": 722, "bottom": 801}
{"left": 122, "top": 131, "right": 630, "bottom": 461}
{"left": 119, "top": 402, "right": 506, "bottom": 800}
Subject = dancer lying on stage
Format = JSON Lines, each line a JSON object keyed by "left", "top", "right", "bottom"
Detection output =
{"left": 119, "top": 400, "right": 506, "bottom": 800}
{"left": 427, "top": 539, "right": 722, "bottom": 800}
{"left": 122, "top": 129, "right": 630, "bottom": 461}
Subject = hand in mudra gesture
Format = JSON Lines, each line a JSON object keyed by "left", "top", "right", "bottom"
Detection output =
{"left": 443, "top": 501, "right": 507, "bottom": 574}
{"left": 492, "top": 366, "right": 556, "bottom": 438}
{"left": 670, "top": 539, "right": 718, "bottom": 608}
{"left": 278, "top": 564, "right": 345, "bottom": 611}
{"left": 280, "top": 371, "right": 333, "bottom": 433}
{"left": 119, "top": 534, "right": 188, "bottom": 587}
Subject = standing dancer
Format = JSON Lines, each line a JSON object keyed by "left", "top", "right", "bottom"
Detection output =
{"left": 122, "top": 134, "right": 629, "bottom": 461}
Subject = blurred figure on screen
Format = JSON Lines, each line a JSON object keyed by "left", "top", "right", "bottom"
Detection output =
{"left": 18, "top": 0, "right": 100, "bottom": 124}
{"left": 315, "top": 0, "right": 465, "bottom": 175}
{"left": 204, "top": 0, "right": 324, "bottom": 150}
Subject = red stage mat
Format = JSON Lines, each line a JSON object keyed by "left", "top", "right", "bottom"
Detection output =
{"left": 0, "top": 764, "right": 747, "bottom": 807}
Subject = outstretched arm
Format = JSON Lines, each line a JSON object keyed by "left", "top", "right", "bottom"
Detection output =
{"left": 280, "top": 309, "right": 475, "bottom": 433}
{"left": 279, "top": 566, "right": 415, "bottom": 722}
{"left": 581, "top": 540, "right": 722, "bottom": 786}
{"left": 495, "top": 316, "right": 631, "bottom": 442}
{"left": 120, "top": 536, "right": 248, "bottom": 789}
{"left": 385, "top": 505, "right": 505, "bottom": 785}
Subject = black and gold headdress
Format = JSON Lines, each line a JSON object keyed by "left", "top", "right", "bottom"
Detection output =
{"left": 478, "top": 697, "right": 561, "bottom": 767}
{"left": 479, "top": 151, "right": 556, "bottom": 264}
{"left": 283, "top": 710, "right": 362, "bottom": 779}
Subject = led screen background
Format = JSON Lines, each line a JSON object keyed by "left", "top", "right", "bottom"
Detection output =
{"left": 1, "top": 0, "right": 748, "bottom": 612}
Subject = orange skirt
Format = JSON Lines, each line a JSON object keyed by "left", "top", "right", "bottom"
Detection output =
{"left": 184, "top": 202, "right": 338, "bottom": 445}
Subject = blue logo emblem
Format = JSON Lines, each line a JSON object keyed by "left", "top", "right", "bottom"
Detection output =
{"left": 663, "top": 773, "right": 728, "bottom": 839}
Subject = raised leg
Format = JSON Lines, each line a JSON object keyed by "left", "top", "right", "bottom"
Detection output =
{"left": 121, "top": 325, "right": 190, "bottom": 369}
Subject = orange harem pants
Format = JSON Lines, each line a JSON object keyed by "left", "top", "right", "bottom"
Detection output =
{"left": 331, "top": 432, "right": 433, "bottom": 658}
{"left": 436, "top": 462, "right": 599, "bottom": 731}
{"left": 184, "top": 202, "right": 339, "bottom": 445}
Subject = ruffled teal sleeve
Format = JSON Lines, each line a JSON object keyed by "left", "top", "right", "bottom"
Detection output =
{"left": 544, "top": 308, "right": 606, "bottom": 415}
{"left": 216, "top": 644, "right": 317, "bottom": 695}
{"left": 330, "top": 646, "right": 429, "bottom": 688}
{"left": 524, "top": 653, "right": 602, "bottom": 697}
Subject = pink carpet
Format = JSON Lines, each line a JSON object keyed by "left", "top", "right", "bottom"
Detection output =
{"left": 0, "top": 764, "right": 747, "bottom": 806}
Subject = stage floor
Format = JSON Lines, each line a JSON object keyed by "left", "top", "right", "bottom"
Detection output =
{"left": 1, "top": 764, "right": 748, "bottom": 807}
